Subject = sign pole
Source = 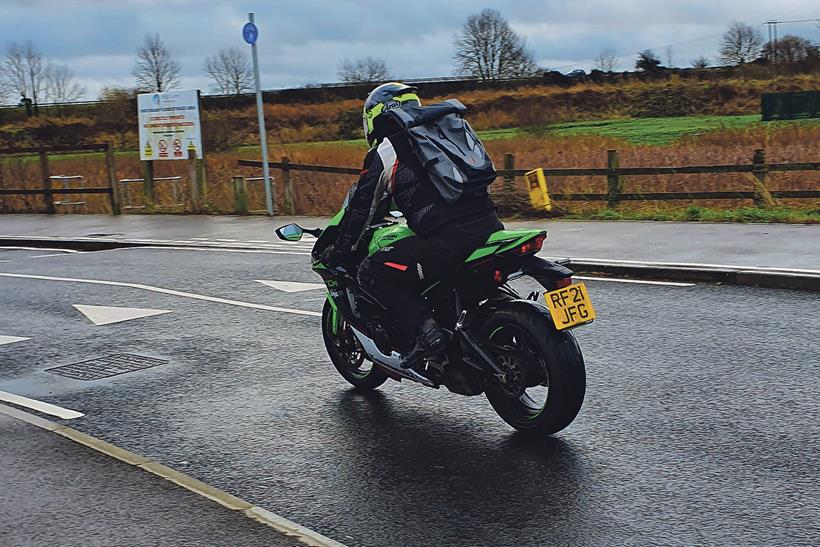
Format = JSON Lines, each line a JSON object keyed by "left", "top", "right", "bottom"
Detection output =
{"left": 245, "top": 13, "right": 274, "bottom": 216}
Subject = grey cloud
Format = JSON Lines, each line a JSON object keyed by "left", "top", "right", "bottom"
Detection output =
{"left": 1, "top": 0, "right": 817, "bottom": 101}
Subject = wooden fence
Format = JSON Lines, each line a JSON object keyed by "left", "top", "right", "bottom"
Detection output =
{"left": 237, "top": 148, "right": 820, "bottom": 214}
{"left": 0, "top": 143, "right": 121, "bottom": 214}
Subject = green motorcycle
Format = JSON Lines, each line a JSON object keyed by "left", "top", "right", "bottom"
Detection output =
{"left": 276, "top": 210, "right": 594, "bottom": 436}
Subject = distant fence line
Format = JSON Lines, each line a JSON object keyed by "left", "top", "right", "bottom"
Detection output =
{"left": 0, "top": 143, "right": 207, "bottom": 215}
{"left": 237, "top": 148, "right": 820, "bottom": 214}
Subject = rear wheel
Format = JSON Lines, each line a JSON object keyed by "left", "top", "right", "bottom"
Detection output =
{"left": 322, "top": 300, "right": 388, "bottom": 390}
{"left": 481, "top": 304, "right": 586, "bottom": 435}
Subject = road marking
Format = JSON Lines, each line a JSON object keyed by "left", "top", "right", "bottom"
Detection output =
{"left": 214, "top": 238, "right": 239, "bottom": 242}
{"left": 29, "top": 253, "right": 72, "bottom": 259}
{"left": 256, "top": 280, "right": 325, "bottom": 293}
{"left": 0, "top": 391, "right": 84, "bottom": 419}
{"left": 0, "top": 246, "right": 78, "bottom": 253}
{"left": 574, "top": 276, "right": 694, "bottom": 287}
{"left": 246, "top": 240, "right": 269, "bottom": 243}
{"left": 0, "top": 272, "right": 322, "bottom": 317}
{"left": 543, "top": 256, "right": 820, "bottom": 276}
{"left": 0, "top": 404, "right": 346, "bottom": 547}
{"left": 73, "top": 304, "right": 173, "bottom": 326}
{"left": 0, "top": 335, "right": 30, "bottom": 345}
{"left": 144, "top": 246, "right": 311, "bottom": 256}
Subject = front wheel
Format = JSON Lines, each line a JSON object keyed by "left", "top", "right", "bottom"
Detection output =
{"left": 322, "top": 299, "right": 388, "bottom": 390}
{"left": 481, "top": 304, "right": 586, "bottom": 435}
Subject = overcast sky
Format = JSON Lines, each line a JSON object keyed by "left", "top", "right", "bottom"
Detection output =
{"left": 1, "top": 0, "right": 818, "bottom": 101}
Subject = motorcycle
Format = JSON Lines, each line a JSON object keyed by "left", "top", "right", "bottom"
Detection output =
{"left": 276, "top": 210, "right": 594, "bottom": 435}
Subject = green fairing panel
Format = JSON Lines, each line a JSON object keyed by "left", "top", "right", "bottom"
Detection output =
{"left": 465, "top": 229, "right": 546, "bottom": 262}
{"left": 327, "top": 209, "right": 345, "bottom": 227}
{"left": 368, "top": 224, "right": 415, "bottom": 256}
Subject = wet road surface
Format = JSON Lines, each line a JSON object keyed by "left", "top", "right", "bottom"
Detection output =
{"left": 1, "top": 244, "right": 818, "bottom": 545}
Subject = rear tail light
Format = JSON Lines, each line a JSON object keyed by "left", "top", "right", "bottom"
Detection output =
{"left": 555, "top": 277, "right": 573, "bottom": 289}
{"left": 493, "top": 269, "right": 504, "bottom": 283}
{"left": 513, "top": 234, "right": 546, "bottom": 255}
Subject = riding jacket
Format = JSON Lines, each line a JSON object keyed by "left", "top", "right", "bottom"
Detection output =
{"left": 330, "top": 134, "right": 496, "bottom": 261}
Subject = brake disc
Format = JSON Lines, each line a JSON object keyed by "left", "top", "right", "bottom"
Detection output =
{"left": 494, "top": 353, "right": 527, "bottom": 399}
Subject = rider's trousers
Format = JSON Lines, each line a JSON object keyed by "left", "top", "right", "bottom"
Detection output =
{"left": 357, "top": 212, "right": 503, "bottom": 340}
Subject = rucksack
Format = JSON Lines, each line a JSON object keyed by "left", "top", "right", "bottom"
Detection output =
{"left": 387, "top": 99, "right": 497, "bottom": 205}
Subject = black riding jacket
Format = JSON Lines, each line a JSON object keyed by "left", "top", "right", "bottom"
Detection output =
{"left": 331, "top": 134, "right": 496, "bottom": 259}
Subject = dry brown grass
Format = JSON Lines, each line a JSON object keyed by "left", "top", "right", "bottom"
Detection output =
{"left": 2, "top": 119, "right": 817, "bottom": 216}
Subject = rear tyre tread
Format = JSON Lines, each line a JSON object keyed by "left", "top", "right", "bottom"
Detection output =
{"left": 482, "top": 304, "right": 586, "bottom": 436}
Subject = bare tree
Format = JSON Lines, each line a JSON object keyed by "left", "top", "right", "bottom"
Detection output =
{"left": 337, "top": 57, "right": 390, "bottom": 83}
{"left": 3, "top": 40, "right": 46, "bottom": 109}
{"left": 0, "top": 66, "right": 11, "bottom": 104}
{"left": 132, "top": 33, "right": 181, "bottom": 92}
{"left": 690, "top": 55, "right": 710, "bottom": 69}
{"left": 203, "top": 47, "right": 253, "bottom": 94}
{"left": 44, "top": 64, "right": 86, "bottom": 103}
{"left": 453, "top": 9, "right": 539, "bottom": 80}
{"left": 594, "top": 49, "right": 618, "bottom": 72}
{"left": 719, "top": 22, "right": 764, "bottom": 65}
{"left": 763, "top": 34, "right": 819, "bottom": 63}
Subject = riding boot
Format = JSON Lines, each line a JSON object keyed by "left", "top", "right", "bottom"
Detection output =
{"left": 400, "top": 318, "right": 450, "bottom": 369}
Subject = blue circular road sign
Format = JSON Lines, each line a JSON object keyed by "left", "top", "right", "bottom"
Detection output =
{"left": 243, "top": 22, "right": 259, "bottom": 45}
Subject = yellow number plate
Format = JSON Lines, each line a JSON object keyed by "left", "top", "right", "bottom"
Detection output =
{"left": 544, "top": 282, "right": 596, "bottom": 330}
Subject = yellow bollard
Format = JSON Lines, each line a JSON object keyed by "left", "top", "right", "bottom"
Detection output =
{"left": 525, "top": 168, "right": 552, "bottom": 211}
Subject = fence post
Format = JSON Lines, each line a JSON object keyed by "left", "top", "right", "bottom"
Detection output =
{"left": 104, "top": 144, "right": 121, "bottom": 215}
{"left": 752, "top": 148, "right": 775, "bottom": 208}
{"left": 606, "top": 149, "right": 622, "bottom": 208}
{"left": 189, "top": 157, "right": 206, "bottom": 212}
{"left": 38, "top": 149, "right": 55, "bottom": 214}
{"left": 282, "top": 156, "right": 292, "bottom": 215}
{"left": 233, "top": 176, "right": 248, "bottom": 214}
{"left": 142, "top": 160, "right": 155, "bottom": 205}
{"left": 502, "top": 153, "right": 515, "bottom": 194}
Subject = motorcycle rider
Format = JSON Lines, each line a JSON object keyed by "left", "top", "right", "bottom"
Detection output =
{"left": 325, "top": 82, "right": 503, "bottom": 368}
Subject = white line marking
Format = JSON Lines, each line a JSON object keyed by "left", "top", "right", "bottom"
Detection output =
{"left": 246, "top": 240, "right": 269, "bottom": 243}
{"left": 574, "top": 275, "right": 694, "bottom": 287}
{"left": 255, "top": 280, "right": 325, "bottom": 292}
{"left": 143, "top": 246, "right": 310, "bottom": 256}
{"left": 541, "top": 255, "right": 820, "bottom": 276}
{"left": 0, "top": 390, "right": 84, "bottom": 419}
{"left": 189, "top": 237, "right": 213, "bottom": 240}
{"left": 0, "top": 335, "right": 30, "bottom": 345}
{"left": 29, "top": 253, "right": 71, "bottom": 259}
{"left": 73, "top": 304, "right": 173, "bottom": 326}
{"left": 0, "top": 272, "right": 322, "bottom": 317}
{"left": 214, "top": 238, "right": 238, "bottom": 242}
{"left": 0, "top": 246, "right": 78, "bottom": 253}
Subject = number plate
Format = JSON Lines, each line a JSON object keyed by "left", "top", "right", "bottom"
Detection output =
{"left": 544, "top": 282, "right": 596, "bottom": 330}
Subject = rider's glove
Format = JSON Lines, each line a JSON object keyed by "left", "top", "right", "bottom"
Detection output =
{"left": 322, "top": 244, "right": 354, "bottom": 272}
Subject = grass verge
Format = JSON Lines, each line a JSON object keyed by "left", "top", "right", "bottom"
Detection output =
{"left": 573, "top": 206, "right": 820, "bottom": 224}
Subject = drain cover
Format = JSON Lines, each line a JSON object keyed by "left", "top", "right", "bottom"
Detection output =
{"left": 46, "top": 354, "right": 168, "bottom": 380}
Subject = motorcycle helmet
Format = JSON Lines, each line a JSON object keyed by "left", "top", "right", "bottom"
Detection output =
{"left": 362, "top": 82, "right": 421, "bottom": 147}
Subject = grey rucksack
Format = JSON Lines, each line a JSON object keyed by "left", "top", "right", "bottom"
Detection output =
{"left": 387, "top": 99, "right": 497, "bottom": 205}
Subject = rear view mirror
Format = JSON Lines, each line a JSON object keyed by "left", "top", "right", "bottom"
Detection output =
{"left": 388, "top": 211, "right": 404, "bottom": 218}
{"left": 276, "top": 223, "right": 304, "bottom": 241}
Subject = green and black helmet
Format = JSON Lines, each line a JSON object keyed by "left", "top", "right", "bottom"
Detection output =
{"left": 362, "top": 82, "right": 421, "bottom": 147}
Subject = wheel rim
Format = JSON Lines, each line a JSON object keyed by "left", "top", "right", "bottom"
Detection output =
{"left": 331, "top": 317, "right": 371, "bottom": 379}
{"left": 487, "top": 324, "right": 550, "bottom": 419}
